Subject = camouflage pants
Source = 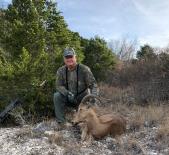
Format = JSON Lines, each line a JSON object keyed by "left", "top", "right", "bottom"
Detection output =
{"left": 53, "top": 91, "right": 87, "bottom": 123}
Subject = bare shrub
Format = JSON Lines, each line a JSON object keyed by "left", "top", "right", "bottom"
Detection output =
{"left": 108, "top": 37, "right": 137, "bottom": 61}
{"left": 104, "top": 58, "right": 169, "bottom": 104}
{"left": 104, "top": 44, "right": 169, "bottom": 104}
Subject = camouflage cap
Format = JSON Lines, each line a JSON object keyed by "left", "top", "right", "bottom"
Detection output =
{"left": 63, "top": 48, "right": 76, "bottom": 57}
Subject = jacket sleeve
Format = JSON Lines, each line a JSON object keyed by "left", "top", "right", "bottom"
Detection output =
{"left": 84, "top": 67, "right": 99, "bottom": 95}
{"left": 56, "top": 68, "right": 69, "bottom": 96}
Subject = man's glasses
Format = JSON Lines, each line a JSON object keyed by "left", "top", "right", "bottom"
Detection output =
{"left": 65, "top": 55, "right": 73, "bottom": 59}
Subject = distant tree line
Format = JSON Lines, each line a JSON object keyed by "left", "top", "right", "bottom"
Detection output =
{"left": 107, "top": 42, "right": 169, "bottom": 104}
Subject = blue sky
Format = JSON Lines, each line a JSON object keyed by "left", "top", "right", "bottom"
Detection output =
{"left": 1, "top": 0, "right": 169, "bottom": 47}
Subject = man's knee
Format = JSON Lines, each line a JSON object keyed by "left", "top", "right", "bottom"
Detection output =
{"left": 54, "top": 92, "right": 61, "bottom": 98}
{"left": 54, "top": 92, "right": 67, "bottom": 104}
{"left": 54, "top": 92, "right": 63, "bottom": 101}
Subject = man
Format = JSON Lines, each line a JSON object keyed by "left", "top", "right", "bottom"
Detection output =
{"left": 53, "top": 48, "right": 98, "bottom": 124}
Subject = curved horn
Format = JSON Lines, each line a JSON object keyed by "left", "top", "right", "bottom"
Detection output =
{"left": 80, "top": 94, "right": 101, "bottom": 106}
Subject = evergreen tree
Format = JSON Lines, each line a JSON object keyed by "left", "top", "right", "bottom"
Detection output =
{"left": 137, "top": 44, "right": 157, "bottom": 60}
{"left": 0, "top": 0, "right": 83, "bottom": 60}
{"left": 82, "top": 36, "right": 116, "bottom": 81}
{"left": 0, "top": 0, "right": 83, "bottom": 115}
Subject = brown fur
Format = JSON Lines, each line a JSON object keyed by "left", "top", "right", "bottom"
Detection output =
{"left": 73, "top": 104, "right": 126, "bottom": 141}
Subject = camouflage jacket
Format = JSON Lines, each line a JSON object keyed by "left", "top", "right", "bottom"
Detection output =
{"left": 56, "top": 64, "right": 98, "bottom": 97}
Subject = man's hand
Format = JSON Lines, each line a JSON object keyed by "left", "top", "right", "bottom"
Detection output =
{"left": 68, "top": 92, "right": 75, "bottom": 103}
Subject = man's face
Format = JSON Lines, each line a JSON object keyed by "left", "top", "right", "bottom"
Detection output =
{"left": 64, "top": 55, "right": 77, "bottom": 68}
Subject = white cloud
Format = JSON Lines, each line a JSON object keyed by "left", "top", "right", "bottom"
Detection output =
{"left": 131, "top": 0, "right": 169, "bottom": 47}
{"left": 132, "top": 0, "right": 169, "bottom": 26}
{"left": 139, "top": 34, "right": 169, "bottom": 47}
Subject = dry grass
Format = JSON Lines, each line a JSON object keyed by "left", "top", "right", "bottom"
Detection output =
{"left": 128, "top": 105, "right": 165, "bottom": 129}
{"left": 1, "top": 84, "right": 168, "bottom": 155}
{"left": 99, "top": 83, "right": 135, "bottom": 105}
{"left": 98, "top": 84, "right": 169, "bottom": 132}
{"left": 97, "top": 102, "right": 166, "bottom": 131}
{"left": 19, "top": 84, "right": 169, "bottom": 153}
{"left": 47, "top": 131, "right": 63, "bottom": 146}
{"left": 156, "top": 117, "right": 169, "bottom": 141}
{"left": 128, "top": 107, "right": 146, "bottom": 131}
{"left": 122, "top": 138, "right": 147, "bottom": 155}
{"left": 14, "top": 125, "right": 34, "bottom": 142}
{"left": 144, "top": 106, "right": 165, "bottom": 124}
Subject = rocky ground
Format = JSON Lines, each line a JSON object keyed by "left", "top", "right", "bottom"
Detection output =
{"left": 0, "top": 103, "right": 169, "bottom": 155}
